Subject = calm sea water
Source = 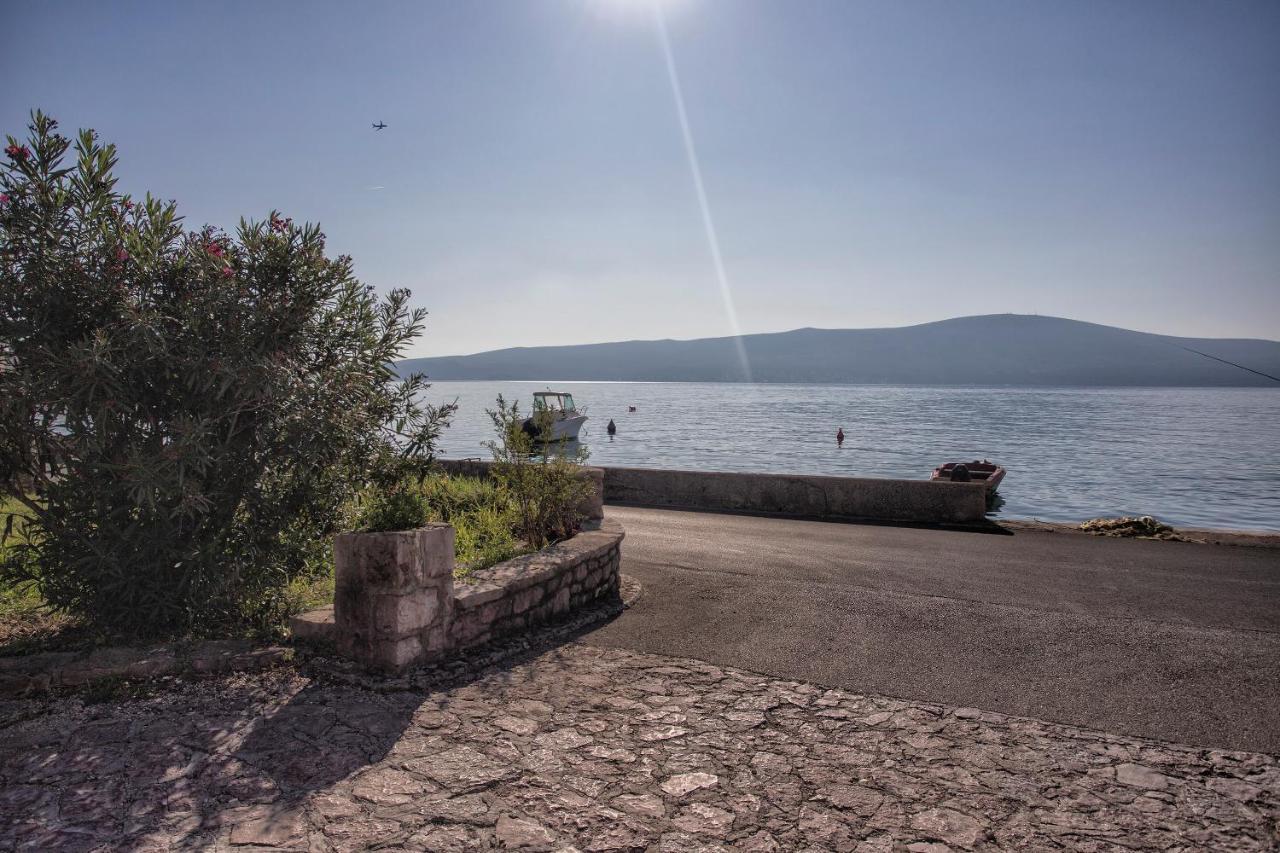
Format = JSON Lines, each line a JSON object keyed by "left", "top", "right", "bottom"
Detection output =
{"left": 425, "top": 381, "right": 1280, "bottom": 532}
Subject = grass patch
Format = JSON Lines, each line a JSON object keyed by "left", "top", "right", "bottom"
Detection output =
{"left": 354, "top": 473, "right": 530, "bottom": 579}
{"left": 416, "top": 474, "right": 531, "bottom": 576}
{"left": 0, "top": 496, "right": 93, "bottom": 654}
{"left": 283, "top": 565, "right": 336, "bottom": 615}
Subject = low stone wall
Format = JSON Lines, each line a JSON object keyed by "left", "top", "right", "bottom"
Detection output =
{"left": 296, "top": 517, "right": 624, "bottom": 673}
{"left": 0, "top": 641, "right": 293, "bottom": 698}
{"left": 451, "top": 520, "right": 623, "bottom": 649}
{"left": 439, "top": 459, "right": 989, "bottom": 525}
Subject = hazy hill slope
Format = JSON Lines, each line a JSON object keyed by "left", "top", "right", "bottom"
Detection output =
{"left": 398, "top": 315, "right": 1280, "bottom": 387}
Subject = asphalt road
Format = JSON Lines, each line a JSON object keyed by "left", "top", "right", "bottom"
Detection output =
{"left": 583, "top": 506, "right": 1280, "bottom": 753}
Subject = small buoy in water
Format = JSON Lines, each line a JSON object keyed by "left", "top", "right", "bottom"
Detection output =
{"left": 627, "top": 405, "right": 636, "bottom": 412}
{"left": 607, "top": 419, "right": 617, "bottom": 436}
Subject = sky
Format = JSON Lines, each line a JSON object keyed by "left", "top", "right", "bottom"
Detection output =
{"left": 4, "top": 0, "right": 1279, "bottom": 357}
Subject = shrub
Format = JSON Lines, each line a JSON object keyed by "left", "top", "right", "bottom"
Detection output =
{"left": 355, "top": 487, "right": 431, "bottom": 534}
{"left": 353, "top": 474, "right": 524, "bottom": 574}
{"left": 0, "top": 112, "right": 453, "bottom": 637}
{"left": 484, "top": 395, "right": 593, "bottom": 549}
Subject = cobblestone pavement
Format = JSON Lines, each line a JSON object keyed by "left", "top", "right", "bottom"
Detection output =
{"left": 2, "top": 643, "right": 1277, "bottom": 852}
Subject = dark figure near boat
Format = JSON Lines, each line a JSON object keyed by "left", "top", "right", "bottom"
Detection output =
{"left": 930, "top": 460, "right": 1006, "bottom": 493}
{"left": 836, "top": 427, "right": 845, "bottom": 447}
{"left": 607, "top": 419, "right": 617, "bottom": 436}
{"left": 627, "top": 405, "right": 637, "bottom": 413}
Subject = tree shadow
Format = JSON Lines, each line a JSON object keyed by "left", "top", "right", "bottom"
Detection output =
{"left": 0, "top": 601, "right": 623, "bottom": 851}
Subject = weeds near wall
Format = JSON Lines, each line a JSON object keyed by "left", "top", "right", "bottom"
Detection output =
{"left": 485, "top": 396, "right": 592, "bottom": 550}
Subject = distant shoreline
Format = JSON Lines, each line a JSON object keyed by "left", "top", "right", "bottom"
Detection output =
{"left": 421, "top": 378, "right": 1280, "bottom": 390}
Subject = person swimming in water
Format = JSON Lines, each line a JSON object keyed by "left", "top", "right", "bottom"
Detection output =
{"left": 836, "top": 427, "right": 845, "bottom": 447}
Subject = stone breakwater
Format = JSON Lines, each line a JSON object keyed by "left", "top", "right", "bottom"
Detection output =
{"left": 3, "top": 642, "right": 1275, "bottom": 851}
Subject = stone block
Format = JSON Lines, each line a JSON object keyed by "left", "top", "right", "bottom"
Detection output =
{"left": 453, "top": 582, "right": 505, "bottom": 609}
{"left": 188, "top": 641, "right": 254, "bottom": 676}
{"left": 512, "top": 586, "right": 543, "bottom": 615}
{"left": 461, "top": 630, "right": 490, "bottom": 649}
{"left": 289, "top": 606, "right": 335, "bottom": 643}
{"left": 57, "top": 646, "right": 181, "bottom": 686}
{"left": 577, "top": 466, "right": 605, "bottom": 524}
{"left": 374, "top": 594, "right": 437, "bottom": 639}
{"left": 422, "top": 624, "right": 450, "bottom": 656}
{"left": 368, "top": 636, "right": 423, "bottom": 672}
{"left": 551, "top": 587, "right": 571, "bottom": 614}
{"left": 333, "top": 524, "right": 456, "bottom": 672}
{"left": 335, "top": 524, "right": 455, "bottom": 594}
{"left": 479, "top": 599, "right": 511, "bottom": 624}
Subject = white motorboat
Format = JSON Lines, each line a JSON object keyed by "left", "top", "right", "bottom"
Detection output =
{"left": 522, "top": 391, "right": 587, "bottom": 442}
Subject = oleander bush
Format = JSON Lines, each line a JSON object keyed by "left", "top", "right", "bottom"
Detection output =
{"left": 0, "top": 111, "right": 452, "bottom": 637}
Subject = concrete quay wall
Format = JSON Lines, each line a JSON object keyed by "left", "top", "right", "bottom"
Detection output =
{"left": 438, "top": 460, "right": 989, "bottom": 525}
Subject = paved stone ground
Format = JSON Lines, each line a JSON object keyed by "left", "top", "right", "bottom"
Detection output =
{"left": 2, "top": 643, "right": 1277, "bottom": 852}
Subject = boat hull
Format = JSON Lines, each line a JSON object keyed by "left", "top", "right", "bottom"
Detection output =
{"left": 931, "top": 461, "right": 1006, "bottom": 492}
{"left": 523, "top": 414, "right": 587, "bottom": 443}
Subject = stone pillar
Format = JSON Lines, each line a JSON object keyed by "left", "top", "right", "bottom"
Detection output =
{"left": 577, "top": 466, "right": 605, "bottom": 529}
{"left": 333, "top": 523, "right": 455, "bottom": 672}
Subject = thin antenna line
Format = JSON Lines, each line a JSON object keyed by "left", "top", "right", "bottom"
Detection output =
{"left": 1178, "top": 345, "right": 1280, "bottom": 384}
{"left": 654, "top": 4, "right": 753, "bottom": 383}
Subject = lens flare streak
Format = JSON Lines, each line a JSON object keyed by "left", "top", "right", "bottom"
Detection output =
{"left": 654, "top": 5, "right": 753, "bottom": 383}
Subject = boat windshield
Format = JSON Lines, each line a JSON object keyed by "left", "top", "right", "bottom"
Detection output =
{"left": 533, "top": 393, "right": 574, "bottom": 412}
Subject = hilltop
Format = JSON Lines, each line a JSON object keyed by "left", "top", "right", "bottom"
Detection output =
{"left": 397, "top": 315, "right": 1280, "bottom": 386}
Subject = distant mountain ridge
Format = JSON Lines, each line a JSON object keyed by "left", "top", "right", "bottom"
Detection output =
{"left": 397, "top": 315, "right": 1280, "bottom": 387}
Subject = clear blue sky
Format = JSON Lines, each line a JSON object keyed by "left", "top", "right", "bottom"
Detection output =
{"left": 5, "top": 1, "right": 1278, "bottom": 356}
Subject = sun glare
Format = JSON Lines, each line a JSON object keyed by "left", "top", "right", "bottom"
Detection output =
{"left": 585, "top": 0, "right": 686, "bottom": 24}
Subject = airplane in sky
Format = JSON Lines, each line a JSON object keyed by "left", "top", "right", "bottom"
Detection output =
{"left": 372, "top": 121, "right": 387, "bottom": 130}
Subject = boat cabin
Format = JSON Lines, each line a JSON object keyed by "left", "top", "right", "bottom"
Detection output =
{"left": 532, "top": 391, "right": 577, "bottom": 414}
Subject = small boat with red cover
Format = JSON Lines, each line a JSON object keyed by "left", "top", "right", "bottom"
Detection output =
{"left": 931, "top": 459, "right": 1005, "bottom": 492}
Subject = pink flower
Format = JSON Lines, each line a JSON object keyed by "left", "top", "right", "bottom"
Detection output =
{"left": 5, "top": 144, "right": 30, "bottom": 161}
{"left": 208, "top": 243, "right": 224, "bottom": 258}
{"left": 122, "top": 199, "right": 134, "bottom": 211}
{"left": 221, "top": 266, "right": 234, "bottom": 277}
{"left": 116, "top": 248, "right": 129, "bottom": 262}
{"left": 0, "top": 194, "right": 8, "bottom": 204}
